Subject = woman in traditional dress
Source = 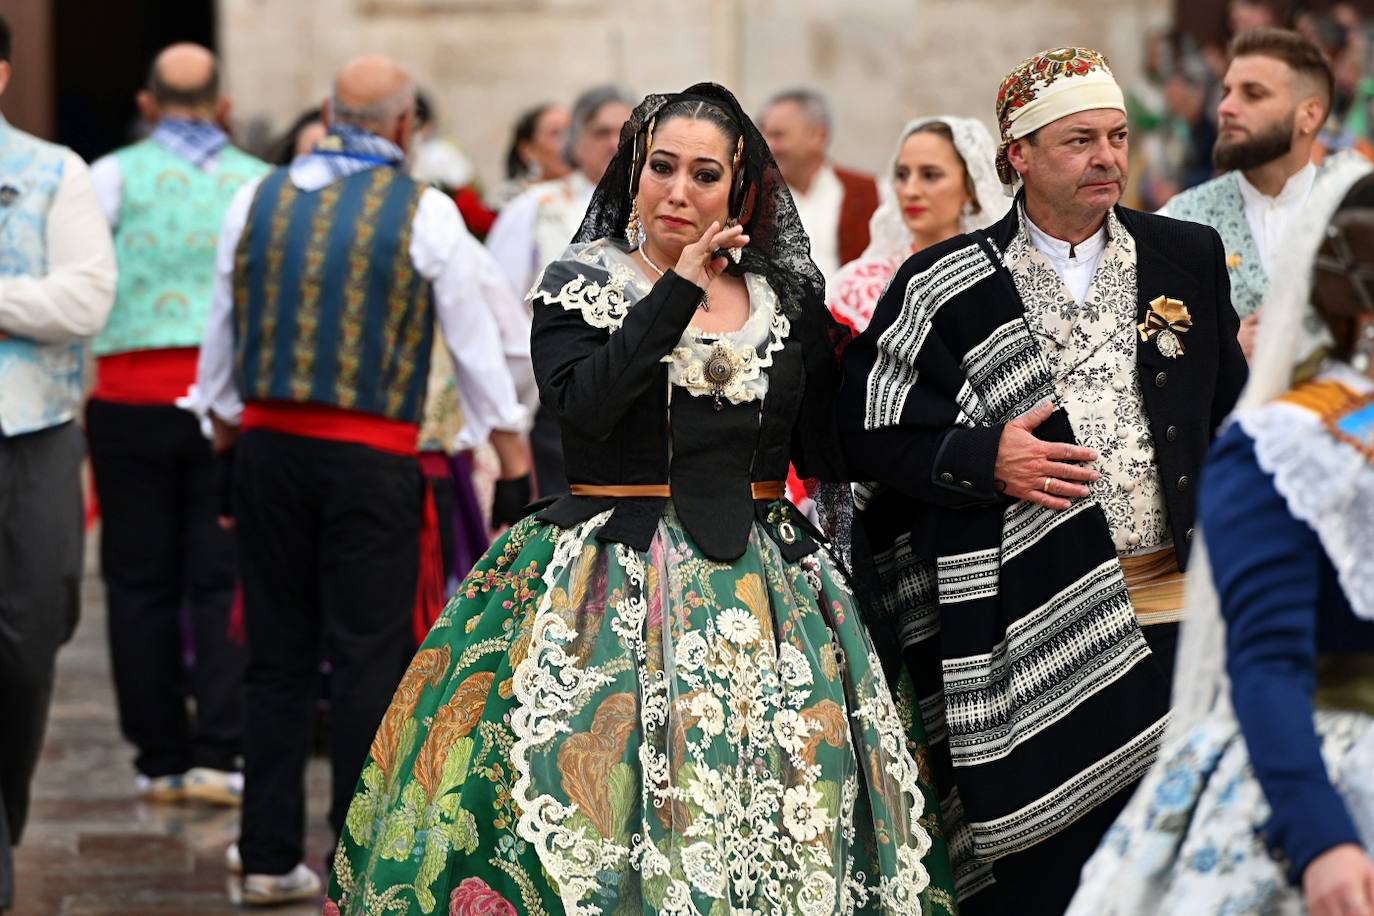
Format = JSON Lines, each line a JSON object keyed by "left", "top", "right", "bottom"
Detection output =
{"left": 825, "top": 117, "right": 1005, "bottom": 333}
{"left": 326, "top": 83, "right": 955, "bottom": 916}
{"left": 1067, "top": 154, "right": 1374, "bottom": 916}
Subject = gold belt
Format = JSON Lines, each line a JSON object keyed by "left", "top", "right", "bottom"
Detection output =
{"left": 1118, "top": 547, "right": 1186, "bottom": 627}
{"left": 569, "top": 481, "right": 787, "bottom": 500}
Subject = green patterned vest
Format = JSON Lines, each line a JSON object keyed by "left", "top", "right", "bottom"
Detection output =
{"left": 94, "top": 140, "right": 268, "bottom": 356}
{"left": 1163, "top": 172, "right": 1267, "bottom": 319}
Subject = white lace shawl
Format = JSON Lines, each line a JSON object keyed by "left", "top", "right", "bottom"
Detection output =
{"left": 859, "top": 116, "right": 1010, "bottom": 266}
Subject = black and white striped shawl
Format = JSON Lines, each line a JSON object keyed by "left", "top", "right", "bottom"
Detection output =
{"left": 838, "top": 211, "right": 1180, "bottom": 896}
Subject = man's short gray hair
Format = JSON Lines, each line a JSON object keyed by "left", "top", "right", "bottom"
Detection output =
{"left": 564, "top": 84, "right": 636, "bottom": 164}
{"left": 330, "top": 80, "right": 417, "bottom": 130}
{"left": 761, "top": 88, "right": 831, "bottom": 137}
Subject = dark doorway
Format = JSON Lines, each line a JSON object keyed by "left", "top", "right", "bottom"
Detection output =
{"left": 53, "top": 0, "right": 215, "bottom": 162}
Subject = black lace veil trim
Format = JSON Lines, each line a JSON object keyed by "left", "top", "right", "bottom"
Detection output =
{"left": 572, "top": 82, "right": 827, "bottom": 321}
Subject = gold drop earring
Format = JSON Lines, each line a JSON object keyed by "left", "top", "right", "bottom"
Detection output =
{"left": 626, "top": 199, "right": 642, "bottom": 246}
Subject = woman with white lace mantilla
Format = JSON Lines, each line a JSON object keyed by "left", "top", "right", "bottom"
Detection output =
{"left": 1067, "top": 155, "right": 1374, "bottom": 916}
{"left": 825, "top": 117, "right": 1007, "bottom": 333}
{"left": 326, "top": 83, "right": 953, "bottom": 916}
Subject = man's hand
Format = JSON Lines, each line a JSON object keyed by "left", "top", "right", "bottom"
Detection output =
{"left": 993, "top": 400, "right": 1100, "bottom": 511}
{"left": 1304, "top": 843, "right": 1374, "bottom": 916}
{"left": 210, "top": 413, "right": 240, "bottom": 454}
{"left": 1238, "top": 311, "right": 1261, "bottom": 362}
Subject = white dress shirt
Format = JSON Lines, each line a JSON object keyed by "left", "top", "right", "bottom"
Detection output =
{"left": 1235, "top": 162, "right": 1316, "bottom": 278}
{"left": 485, "top": 171, "right": 594, "bottom": 300}
{"left": 1024, "top": 211, "right": 1109, "bottom": 305}
{"left": 790, "top": 163, "right": 844, "bottom": 284}
{"left": 196, "top": 156, "right": 527, "bottom": 446}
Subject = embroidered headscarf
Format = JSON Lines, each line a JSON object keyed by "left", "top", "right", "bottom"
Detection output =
{"left": 995, "top": 47, "right": 1126, "bottom": 194}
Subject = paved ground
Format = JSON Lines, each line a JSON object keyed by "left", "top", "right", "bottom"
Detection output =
{"left": 10, "top": 532, "right": 333, "bottom": 915}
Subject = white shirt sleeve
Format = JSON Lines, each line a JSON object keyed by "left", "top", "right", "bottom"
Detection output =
{"left": 483, "top": 189, "right": 540, "bottom": 298}
{"left": 193, "top": 177, "right": 260, "bottom": 426}
{"left": 411, "top": 187, "right": 527, "bottom": 446}
{"left": 89, "top": 154, "right": 124, "bottom": 228}
{"left": 0, "top": 151, "right": 117, "bottom": 343}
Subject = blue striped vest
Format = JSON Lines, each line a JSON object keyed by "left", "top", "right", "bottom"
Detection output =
{"left": 232, "top": 166, "right": 435, "bottom": 423}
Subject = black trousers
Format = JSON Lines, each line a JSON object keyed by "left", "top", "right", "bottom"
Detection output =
{"left": 87, "top": 400, "right": 243, "bottom": 778}
{"left": 0, "top": 421, "right": 84, "bottom": 910}
{"left": 234, "top": 430, "right": 420, "bottom": 875}
{"left": 958, "top": 621, "right": 1181, "bottom": 916}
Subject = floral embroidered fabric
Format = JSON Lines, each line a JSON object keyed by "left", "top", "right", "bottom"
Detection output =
{"left": 1067, "top": 711, "right": 1373, "bottom": 916}
{"left": 327, "top": 505, "right": 949, "bottom": 915}
{"left": 1006, "top": 207, "right": 1169, "bottom": 553}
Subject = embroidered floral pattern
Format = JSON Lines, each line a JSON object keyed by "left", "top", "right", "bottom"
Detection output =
{"left": 1007, "top": 207, "right": 1169, "bottom": 552}
{"left": 329, "top": 500, "right": 944, "bottom": 914}
{"left": 1163, "top": 172, "right": 1267, "bottom": 318}
{"left": 1070, "top": 711, "right": 1374, "bottom": 915}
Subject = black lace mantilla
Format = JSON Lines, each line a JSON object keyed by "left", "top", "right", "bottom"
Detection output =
{"left": 573, "top": 82, "right": 826, "bottom": 324}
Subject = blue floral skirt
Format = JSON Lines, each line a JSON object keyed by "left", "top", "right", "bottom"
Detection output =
{"left": 1067, "top": 710, "right": 1374, "bottom": 915}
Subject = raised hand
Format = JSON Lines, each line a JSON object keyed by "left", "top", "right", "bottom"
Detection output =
{"left": 673, "top": 220, "right": 749, "bottom": 290}
{"left": 993, "top": 400, "right": 1100, "bottom": 511}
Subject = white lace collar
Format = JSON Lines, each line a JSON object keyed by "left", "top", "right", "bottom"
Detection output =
{"left": 1235, "top": 362, "right": 1374, "bottom": 621}
{"left": 664, "top": 273, "right": 790, "bottom": 407}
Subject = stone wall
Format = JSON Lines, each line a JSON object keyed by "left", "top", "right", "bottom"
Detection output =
{"left": 221, "top": 0, "right": 1170, "bottom": 185}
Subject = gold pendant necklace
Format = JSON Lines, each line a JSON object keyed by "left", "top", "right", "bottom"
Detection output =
{"left": 638, "top": 247, "right": 710, "bottom": 311}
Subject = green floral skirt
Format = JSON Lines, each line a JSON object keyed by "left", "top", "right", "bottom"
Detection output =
{"left": 327, "top": 506, "right": 957, "bottom": 915}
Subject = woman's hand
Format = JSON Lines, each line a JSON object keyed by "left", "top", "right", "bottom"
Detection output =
{"left": 1304, "top": 843, "right": 1374, "bottom": 916}
{"left": 672, "top": 220, "right": 749, "bottom": 290}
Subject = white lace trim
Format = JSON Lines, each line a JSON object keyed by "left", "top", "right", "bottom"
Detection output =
{"left": 526, "top": 240, "right": 645, "bottom": 331}
{"left": 1236, "top": 370, "right": 1374, "bottom": 622}
{"left": 509, "top": 512, "right": 627, "bottom": 916}
{"left": 664, "top": 273, "right": 791, "bottom": 405}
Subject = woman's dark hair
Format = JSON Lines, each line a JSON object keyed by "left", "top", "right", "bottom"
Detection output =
{"left": 267, "top": 107, "right": 324, "bottom": 166}
{"left": 634, "top": 99, "right": 746, "bottom": 217}
{"left": 504, "top": 103, "right": 553, "bottom": 180}
{"left": 1312, "top": 174, "right": 1374, "bottom": 359}
{"left": 906, "top": 121, "right": 980, "bottom": 214}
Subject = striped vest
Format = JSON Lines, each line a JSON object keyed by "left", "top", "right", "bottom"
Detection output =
{"left": 232, "top": 166, "right": 435, "bottom": 424}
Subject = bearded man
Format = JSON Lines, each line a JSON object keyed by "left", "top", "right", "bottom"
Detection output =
{"left": 1160, "top": 28, "right": 1333, "bottom": 359}
{"left": 838, "top": 47, "right": 1248, "bottom": 915}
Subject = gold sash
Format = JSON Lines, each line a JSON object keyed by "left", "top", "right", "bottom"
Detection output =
{"left": 1118, "top": 547, "right": 1185, "bottom": 626}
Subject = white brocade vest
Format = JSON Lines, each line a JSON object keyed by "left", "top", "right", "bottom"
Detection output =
{"left": 0, "top": 120, "right": 84, "bottom": 436}
{"left": 1006, "top": 209, "right": 1170, "bottom": 553}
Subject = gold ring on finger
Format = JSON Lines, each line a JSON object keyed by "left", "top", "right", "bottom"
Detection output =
{"left": 1044, "top": 476, "right": 1054, "bottom": 495}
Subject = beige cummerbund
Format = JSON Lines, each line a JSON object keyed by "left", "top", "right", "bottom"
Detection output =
{"left": 1118, "top": 546, "right": 1185, "bottom": 627}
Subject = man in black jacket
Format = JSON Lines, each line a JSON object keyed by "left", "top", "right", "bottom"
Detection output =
{"left": 838, "top": 47, "right": 1247, "bottom": 915}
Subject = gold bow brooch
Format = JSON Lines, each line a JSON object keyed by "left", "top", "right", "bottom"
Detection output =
{"left": 1138, "top": 295, "right": 1192, "bottom": 358}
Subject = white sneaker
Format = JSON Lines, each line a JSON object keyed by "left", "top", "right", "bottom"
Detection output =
{"left": 225, "top": 842, "right": 242, "bottom": 875}
{"left": 184, "top": 767, "right": 243, "bottom": 807}
{"left": 134, "top": 772, "right": 186, "bottom": 802}
{"left": 241, "top": 863, "right": 322, "bottom": 906}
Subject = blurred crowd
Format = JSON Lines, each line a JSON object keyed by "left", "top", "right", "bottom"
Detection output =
{"left": 1133, "top": 0, "right": 1374, "bottom": 209}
